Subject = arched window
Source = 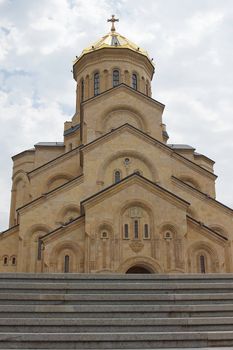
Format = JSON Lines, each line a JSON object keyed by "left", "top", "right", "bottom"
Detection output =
{"left": 132, "top": 74, "right": 137, "bottom": 90}
{"left": 124, "top": 224, "right": 129, "bottom": 239}
{"left": 64, "top": 255, "right": 70, "bottom": 273}
{"left": 146, "top": 83, "right": 149, "bottom": 96}
{"left": 12, "top": 256, "right": 16, "bottom": 265}
{"left": 114, "top": 170, "right": 121, "bottom": 183}
{"left": 81, "top": 79, "right": 84, "bottom": 101}
{"left": 134, "top": 220, "right": 139, "bottom": 239}
{"left": 200, "top": 255, "right": 206, "bottom": 273}
{"left": 37, "top": 239, "right": 42, "bottom": 261}
{"left": 94, "top": 72, "right": 100, "bottom": 96}
{"left": 3, "top": 256, "right": 8, "bottom": 265}
{"left": 144, "top": 224, "right": 149, "bottom": 239}
{"left": 113, "top": 70, "right": 120, "bottom": 87}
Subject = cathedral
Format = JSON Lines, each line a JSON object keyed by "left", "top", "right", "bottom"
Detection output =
{"left": 1, "top": 16, "right": 232, "bottom": 274}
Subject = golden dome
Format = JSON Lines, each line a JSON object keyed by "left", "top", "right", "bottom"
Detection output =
{"left": 74, "top": 31, "right": 151, "bottom": 63}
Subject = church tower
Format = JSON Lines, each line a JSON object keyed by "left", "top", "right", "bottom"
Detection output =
{"left": 1, "top": 17, "right": 232, "bottom": 274}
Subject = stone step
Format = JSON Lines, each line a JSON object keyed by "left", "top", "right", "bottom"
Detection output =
{"left": 0, "top": 304, "right": 233, "bottom": 318}
{"left": 0, "top": 281, "right": 233, "bottom": 294}
{"left": 0, "top": 331, "right": 233, "bottom": 349}
{"left": 0, "top": 317, "right": 232, "bottom": 333}
{"left": 0, "top": 292, "right": 233, "bottom": 305}
{"left": 1, "top": 272, "right": 233, "bottom": 283}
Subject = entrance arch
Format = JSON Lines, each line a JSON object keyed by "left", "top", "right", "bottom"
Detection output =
{"left": 126, "top": 265, "right": 152, "bottom": 274}
{"left": 117, "top": 256, "right": 162, "bottom": 274}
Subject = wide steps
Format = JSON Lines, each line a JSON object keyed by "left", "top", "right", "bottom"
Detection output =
{"left": 0, "top": 331, "right": 233, "bottom": 349}
{"left": 0, "top": 317, "right": 233, "bottom": 333}
{"left": 1, "top": 292, "right": 233, "bottom": 304}
{"left": 1, "top": 273, "right": 233, "bottom": 348}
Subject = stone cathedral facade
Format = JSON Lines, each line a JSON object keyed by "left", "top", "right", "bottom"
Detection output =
{"left": 1, "top": 17, "right": 232, "bottom": 274}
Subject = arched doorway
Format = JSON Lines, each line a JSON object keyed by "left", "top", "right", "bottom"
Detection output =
{"left": 126, "top": 265, "right": 152, "bottom": 274}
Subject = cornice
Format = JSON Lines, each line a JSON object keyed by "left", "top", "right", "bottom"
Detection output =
{"left": 82, "top": 83, "right": 165, "bottom": 110}
{"left": 41, "top": 215, "right": 85, "bottom": 242}
{"left": 81, "top": 173, "right": 190, "bottom": 213}
{"left": 172, "top": 176, "right": 233, "bottom": 216}
{"left": 12, "top": 149, "right": 35, "bottom": 161}
{"left": 0, "top": 224, "right": 19, "bottom": 238}
{"left": 73, "top": 47, "right": 154, "bottom": 79}
{"left": 27, "top": 145, "right": 83, "bottom": 179}
{"left": 16, "top": 174, "right": 84, "bottom": 214}
{"left": 81, "top": 123, "right": 217, "bottom": 180}
{"left": 187, "top": 215, "right": 228, "bottom": 243}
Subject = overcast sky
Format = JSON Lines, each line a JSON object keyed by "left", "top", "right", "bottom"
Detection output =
{"left": 0, "top": 0, "right": 232, "bottom": 231}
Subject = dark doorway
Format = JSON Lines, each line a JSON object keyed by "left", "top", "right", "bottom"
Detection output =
{"left": 126, "top": 265, "right": 152, "bottom": 274}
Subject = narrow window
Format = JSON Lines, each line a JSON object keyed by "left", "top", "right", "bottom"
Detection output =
{"left": 81, "top": 79, "right": 84, "bottom": 101}
{"left": 114, "top": 170, "right": 121, "bottom": 183}
{"left": 146, "top": 83, "right": 149, "bottom": 96}
{"left": 64, "top": 255, "right": 70, "bottom": 273}
{"left": 134, "top": 220, "right": 139, "bottom": 239}
{"left": 94, "top": 72, "right": 100, "bottom": 96}
{"left": 200, "top": 255, "right": 206, "bottom": 273}
{"left": 113, "top": 70, "right": 120, "bottom": 87}
{"left": 3, "top": 257, "right": 8, "bottom": 265}
{"left": 37, "top": 239, "right": 42, "bottom": 260}
{"left": 144, "top": 224, "right": 149, "bottom": 239}
{"left": 12, "top": 257, "right": 16, "bottom": 265}
{"left": 132, "top": 74, "right": 137, "bottom": 90}
{"left": 124, "top": 224, "right": 129, "bottom": 239}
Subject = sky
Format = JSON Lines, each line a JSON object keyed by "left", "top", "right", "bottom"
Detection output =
{"left": 0, "top": 0, "right": 232, "bottom": 231}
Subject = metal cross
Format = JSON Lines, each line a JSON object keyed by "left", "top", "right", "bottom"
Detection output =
{"left": 107, "top": 15, "right": 119, "bottom": 32}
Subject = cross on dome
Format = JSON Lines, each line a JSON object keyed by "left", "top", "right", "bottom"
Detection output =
{"left": 107, "top": 15, "right": 119, "bottom": 32}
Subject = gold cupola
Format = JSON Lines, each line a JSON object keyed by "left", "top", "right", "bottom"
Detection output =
{"left": 73, "top": 15, "right": 155, "bottom": 113}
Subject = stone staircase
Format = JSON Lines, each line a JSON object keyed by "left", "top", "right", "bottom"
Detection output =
{"left": 0, "top": 273, "right": 233, "bottom": 349}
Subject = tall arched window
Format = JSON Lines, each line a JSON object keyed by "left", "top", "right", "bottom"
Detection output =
{"left": 134, "top": 220, "right": 139, "bottom": 239}
{"left": 12, "top": 256, "right": 16, "bottom": 265}
{"left": 114, "top": 170, "right": 121, "bottom": 183}
{"left": 94, "top": 72, "right": 100, "bottom": 96}
{"left": 81, "top": 79, "right": 84, "bottom": 101}
{"left": 3, "top": 256, "right": 8, "bottom": 265}
{"left": 144, "top": 224, "right": 149, "bottom": 239}
{"left": 146, "top": 83, "right": 149, "bottom": 96}
{"left": 64, "top": 255, "right": 70, "bottom": 273}
{"left": 200, "top": 255, "right": 206, "bottom": 273}
{"left": 124, "top": 224, "right": 129, "bottom": 239}
{"left": 132, "top": 74, "right": 137, "bottom": 90}
{"left": 37, "top": 238, "right": 42, "bottom": 261}
{"left": 113, "top": 70, "right": 120, "bottom": 87}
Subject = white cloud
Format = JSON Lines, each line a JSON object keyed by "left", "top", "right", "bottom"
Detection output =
{"left": 0, "top": 0, "right": 233, "bottom": 230}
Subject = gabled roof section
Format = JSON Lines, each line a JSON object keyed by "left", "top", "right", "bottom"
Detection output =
{"left": 35, "top": 142, "right": 64, "bottom": 147}
{"left": 41, "top": 215, "right": 85, "bottom": 241}
{"left": 81, "top": 123, "right": 217, "bottom": 180}
{"left": 12, "top": 149, "right": 35, "bottom": 161}
{"left": 173, "top": 176, "right": 233, "bottom": 214}
{"left": 187, "top": 215, "right": 228, "bottom": 242}
{"left": 81, "top": 173, "right": 190, "bottom": 213}
{"left": 0, "top": 224, "right": 19, "bottom": 238}
{"left": 17, "top": 174, "right": 84, "bottom": 213}
{"left": 82, "top": 83, "right": 165, "bottom": 110}
{"left": 27, "top": 144, "right": 83, "bottom": 177}
{"left": 64, "top": 124, "right": 80, "bottom": 137}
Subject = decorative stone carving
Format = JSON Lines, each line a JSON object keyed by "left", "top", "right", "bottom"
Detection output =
{"left": 129, "top": 240, "right": 144, "bottom": 253}
{"left": 130, "top": 207, "right": 142, "bottom": 218}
